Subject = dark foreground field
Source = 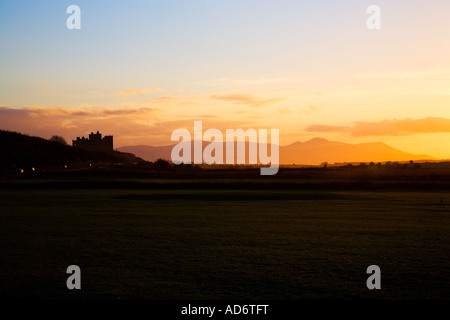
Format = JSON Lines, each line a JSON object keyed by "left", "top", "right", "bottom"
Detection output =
{"left": 1, "top": 182, "right": 449, "bottom": 300}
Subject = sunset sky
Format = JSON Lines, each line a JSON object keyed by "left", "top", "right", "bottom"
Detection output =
{"left": 1, "top": 0, "right": 450, "bottom": 158}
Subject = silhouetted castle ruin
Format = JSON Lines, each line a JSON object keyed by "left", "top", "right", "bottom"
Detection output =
{"left": 72, "top": 131, "right": 113, "bottom": 152}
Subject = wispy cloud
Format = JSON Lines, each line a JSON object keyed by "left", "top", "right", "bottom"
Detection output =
{"left": 305, "top": 117, "right": 450, "bottom": 137}
{"left": 43, "top": 89, "right": 54, "bottom": 94}
{"left": 211, "top": 94, "right": 283, "bottom": 107}
{"left": 193, "top": 75, "right": 304, "bottom": 87}
{"left": 362, "top": 66, "right": 450, "bottom": 80}
{"left": 146, "top": 94, "right": 203, "bottom": 106}
{"left": 142, "top": 92, "right": 285, "bottom": 108}
{"left": 176, "top": 114, "right": 219, "bottom": 118}
{"left": 112, "top": 88, "right": 156, "bottom": 96}
{"left": 1, "top": 106, "right": 158, "bottom": 117}
{"left": 302, "top": 90, "right": 323, "bottom": 95}
{"left": 278, "top": 108, "right": 291, "bottom": 114}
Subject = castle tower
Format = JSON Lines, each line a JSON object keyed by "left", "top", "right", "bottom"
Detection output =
{"left": 72, "top": 131, "right": 113, "bottom": 152}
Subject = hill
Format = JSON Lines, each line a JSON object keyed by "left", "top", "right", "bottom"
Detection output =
{"left": 118, "top": 144, "right": 174, "bottom": 163}
{"left": 0, "top": 130, "right": 145, "bottom": 170}
{"left": 281, "top": 138, "right": 433, "bottom": 164}
{"left": 118, "top": 138, "right": 434, "bottom": 165}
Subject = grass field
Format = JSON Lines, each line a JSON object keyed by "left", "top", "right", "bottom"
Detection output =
{"left": 1, "top": 187, "right": 449, "bottom": 300}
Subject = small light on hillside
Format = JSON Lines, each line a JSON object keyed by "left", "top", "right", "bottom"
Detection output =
{"left": 20, "top": 169, "right": 24, "bottom": 173}
{"left": 65, "top": 165, "right": 68, "bottom": 169}
{"left": 32, "top": 167, "right": 35, "bottom": 171}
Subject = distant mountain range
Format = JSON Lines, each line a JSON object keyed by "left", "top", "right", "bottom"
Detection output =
{"left": 0, "top": 129, "right": 435, "bottom": 171}
{"left": 118, "top": 138, "right": 434, "bottom": 165}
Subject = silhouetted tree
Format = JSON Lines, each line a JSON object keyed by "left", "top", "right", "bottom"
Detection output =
{"left": 153, "top": 158, "right": 171, "bottom": 169}
{"left": 50, "top": 135, "right": 67, "bottom": 145}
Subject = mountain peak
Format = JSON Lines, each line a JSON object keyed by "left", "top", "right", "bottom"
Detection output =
{"left": 305, "top": 137, "right": 329, "bottom": 144}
